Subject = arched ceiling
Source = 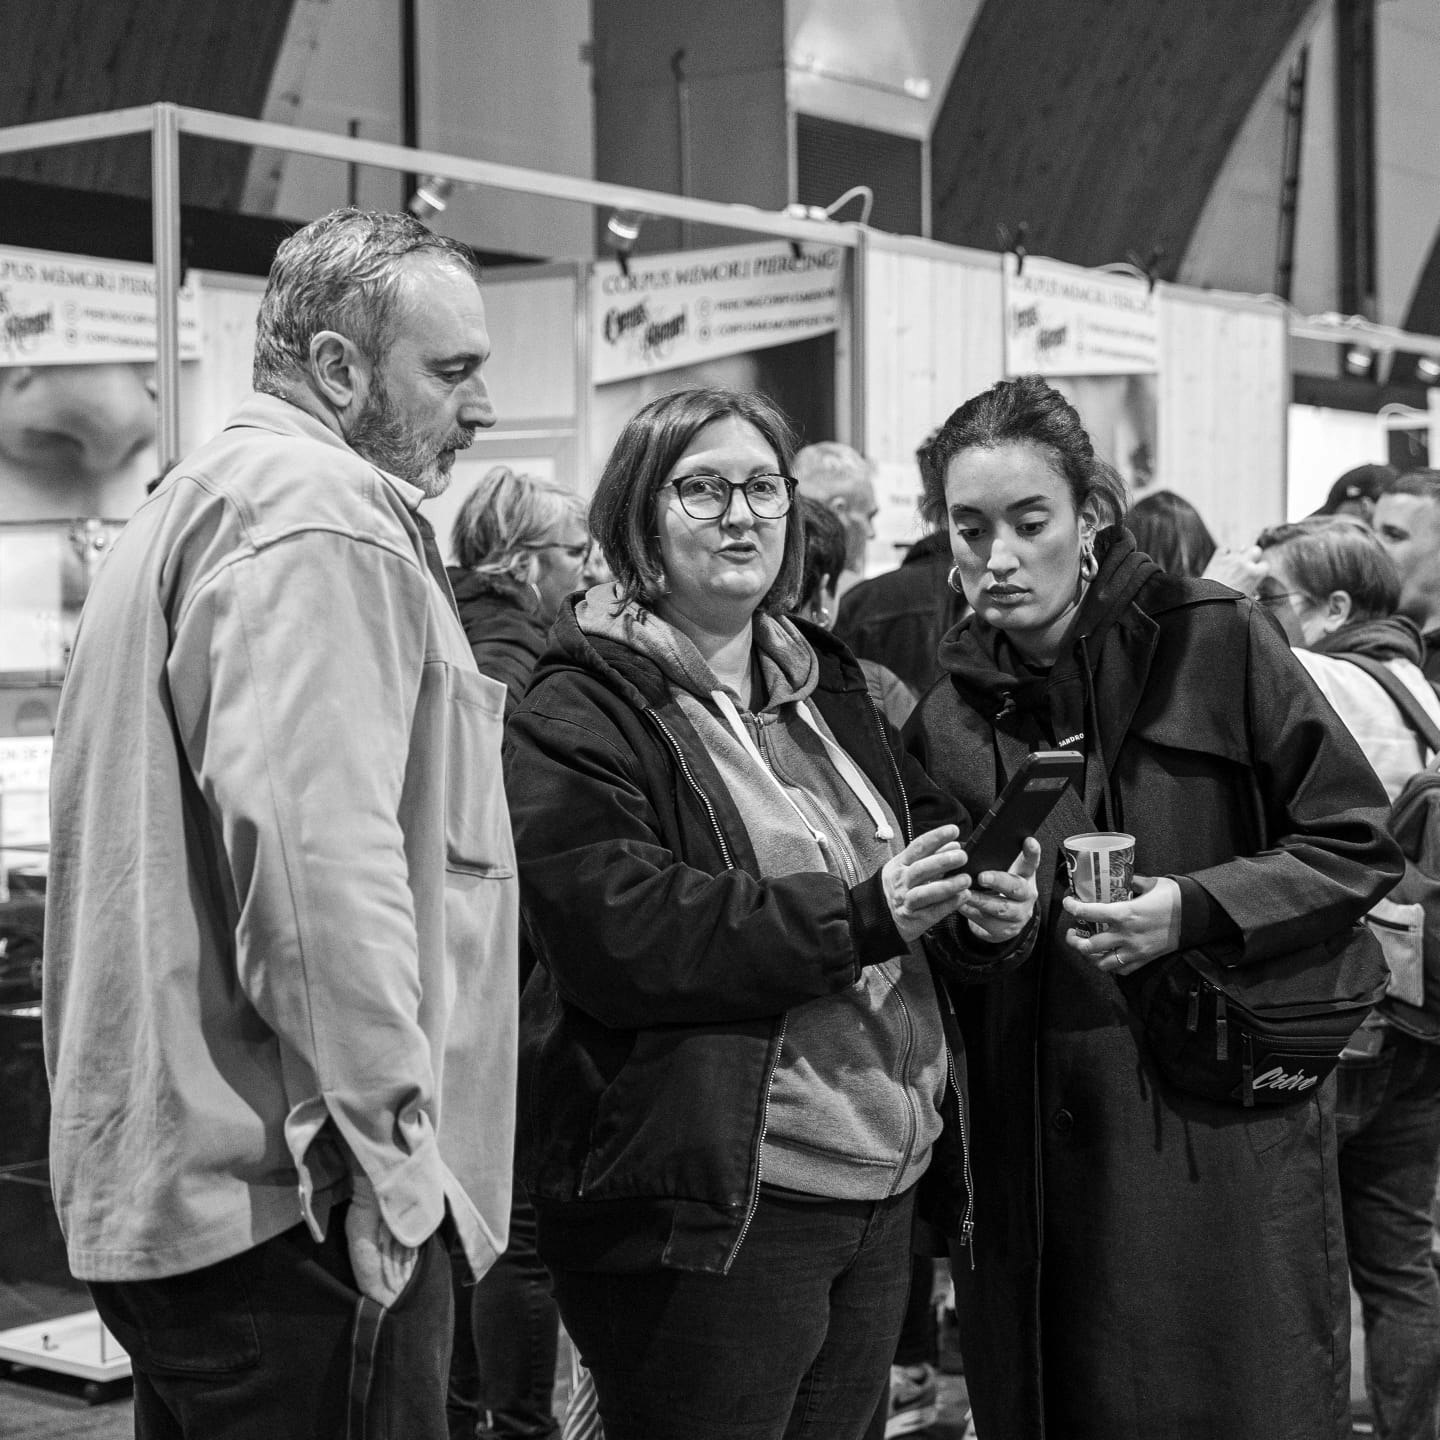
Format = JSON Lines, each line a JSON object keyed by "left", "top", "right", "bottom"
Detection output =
{"left": 0, "top": 0, "right": 295, "bottom": 210}
{"left": 930, "top": 0, "right": 1319, "bottom": 280}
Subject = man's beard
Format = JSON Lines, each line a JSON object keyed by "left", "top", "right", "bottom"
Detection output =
{"left": 348, "top": 374, "right": 472, "bottom": 499}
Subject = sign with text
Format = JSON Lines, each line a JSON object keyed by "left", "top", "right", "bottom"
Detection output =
{"left": 0, "top": 244, "right": 201, "bottom": 366}
{"left": 591, "top": 241, "right": 843, "bottom": 384}
{"left": 1003, "top": 254, "right": 1157, "bottom": 377}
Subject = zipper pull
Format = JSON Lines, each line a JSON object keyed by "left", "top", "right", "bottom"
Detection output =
{"left": 1241, "top": 1031, "right": 1255, "bottom": 1108}
{"left": 1215, "top": 992, "right": 1228, "bottom": 1060}
{"left": 961, "top": 1218, "right": 976, "bottom": 1270}
{"left": 1186, "top": 984, "right": 1200, "bottom": 1033}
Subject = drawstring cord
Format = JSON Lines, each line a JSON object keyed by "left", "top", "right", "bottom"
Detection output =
{"left": 711, "top": 689, "right": 895, "bottom": 846}
{"left": 1078, "top": 635, "right": 1118, "bottom": 829}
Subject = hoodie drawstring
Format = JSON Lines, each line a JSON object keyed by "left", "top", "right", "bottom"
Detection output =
{"left": 1078, "top": 635, "right": 1119, "bottom": 829}
{"left": 711, "top": 690, "right": 895, "bottom": 847}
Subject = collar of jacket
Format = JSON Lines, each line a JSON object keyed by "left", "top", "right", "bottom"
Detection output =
{"left": 535, "top": 592, "right": 874, "bottom": 716}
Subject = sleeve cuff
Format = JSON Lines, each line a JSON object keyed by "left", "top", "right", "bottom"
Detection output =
{"left": 1175, "top": 875, "right": 1243, "bottom": 952}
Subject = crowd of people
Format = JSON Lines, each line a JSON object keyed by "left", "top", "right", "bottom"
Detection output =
{"left": 37, "top": 204, "right": 1440, "bottom": 1440}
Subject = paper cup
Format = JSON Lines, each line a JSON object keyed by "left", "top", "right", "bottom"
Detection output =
{"left": 1062, "top": 832, "right": 1135, "bottom": 935}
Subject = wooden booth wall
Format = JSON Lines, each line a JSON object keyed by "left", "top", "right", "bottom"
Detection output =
{"left": 1155, "top": 287, "right": 1288, "bottom": 549}
{"left": 858, "top": 236, "right": 1289, "bottom": 548}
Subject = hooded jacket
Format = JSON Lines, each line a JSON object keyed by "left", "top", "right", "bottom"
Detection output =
{"left": 446, "top": 567, "right": 548, "bottom": 717}
{"left": 904, "top": 526, "right": 1402, "bottom": 1440}
{"left": 504, "top": 590, "right": 1030, "bottom": 1276}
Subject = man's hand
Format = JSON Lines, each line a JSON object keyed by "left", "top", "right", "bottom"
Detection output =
{"left": 346, "top": 1172, "right": 420, "bottom": 1308}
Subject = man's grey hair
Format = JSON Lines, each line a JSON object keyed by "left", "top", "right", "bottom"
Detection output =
{"left": 793, "top": 441, "right": 875, "bottom": 505}
{"left": 252, "top": 208, "right": 482, "bottom": 393}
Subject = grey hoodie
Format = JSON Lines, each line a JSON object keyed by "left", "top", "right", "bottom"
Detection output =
{"left": 576, "top": 589, "right": 947, "bottom": 1200}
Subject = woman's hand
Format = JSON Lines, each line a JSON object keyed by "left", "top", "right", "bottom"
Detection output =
{"left": 1063, "top": 874, "right": 1182, "bottom": 975}
{"left": 882, "top": 827, "right": 1040, "bottom": 946}
{"left": 959, "top": 838, "right": 1041, "bottom": 944}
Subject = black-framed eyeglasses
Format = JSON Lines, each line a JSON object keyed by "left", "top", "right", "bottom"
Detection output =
{"left": 1258, "top": 589, "right": 1305, "bottom": 609}
{"left": 665, "top": 472, "right": 796, "bottom": 521}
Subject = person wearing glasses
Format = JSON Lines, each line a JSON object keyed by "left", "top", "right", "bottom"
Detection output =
{"left": 503, "top": 386, "right": 1040, "bottom": 1440}
{"left": 442, "top": 461, "right": 590, "bottom": 1440}
{"left": 447, "top": 465, "right": 592, "bottom": 717}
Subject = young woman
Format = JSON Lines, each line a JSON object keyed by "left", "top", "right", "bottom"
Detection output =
{"left": 903, "top": 375, "right": 1401, "bottom": 1440}
{"left": 504, "top": 386, "right": 1039, "bottom": 1440}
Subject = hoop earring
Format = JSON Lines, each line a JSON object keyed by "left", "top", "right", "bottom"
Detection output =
{"left": 947, "top": 564, "right": 965, "bottom": 595}
{"left": 1079, "top": 542, "right": 1098, "bottom": 582}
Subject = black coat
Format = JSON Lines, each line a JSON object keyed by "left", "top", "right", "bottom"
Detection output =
{"left": 447, "top": 567, "right": 547, "bottom": 716}
{"left": 503, "top": 599, "right": 1030, "bottom": 1276}
{"left": 904, "top": 529, "right": 1402, "bottom": 1440}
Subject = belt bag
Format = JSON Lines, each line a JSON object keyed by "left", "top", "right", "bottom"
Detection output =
{"left": 995, "top": 727, "right": 1390, "bottom": 1109}
{"left": 1116, "top": 926, "right": 1389, "bottom": 1107}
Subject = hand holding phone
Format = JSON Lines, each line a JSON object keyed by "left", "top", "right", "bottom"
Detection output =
{"left": 961, "top": 750, "right": 1083, "bottom": 883}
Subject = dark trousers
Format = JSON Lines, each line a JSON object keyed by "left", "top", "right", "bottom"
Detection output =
{"left": 551, "top": 1186, "right": 915, "bottom": 1440}
{"left": 861, "top": 1254, "right": 937, "bottom": 1440}
{"left": 448, "top": 1182, "right": 560, "bottom": 1440}
{"left": 89, "top": 1208, "right": 453, "bottom": 1440}
{"left": 1337, "top": 1029, "right": 1440, "bottom": 1440}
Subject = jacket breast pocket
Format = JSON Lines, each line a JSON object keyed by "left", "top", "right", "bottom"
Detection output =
{"left": 442, "top": 662, "right": 516, "bottom": 878}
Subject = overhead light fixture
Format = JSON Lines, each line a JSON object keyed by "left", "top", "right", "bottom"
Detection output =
{"left": 605, "top": 209, "right": 644, "bottom": 277}
{"left": 408, "top": 175, "right": 454, "bottom": 223}
{"left": 1417, "top": 355, "right": 1440, "bottom": 385}
{"left": 1343, "top": 343, "right": 1376, "bottom": 379}
{"left": 782, "top": 185, "right": 874, "bottom": 227}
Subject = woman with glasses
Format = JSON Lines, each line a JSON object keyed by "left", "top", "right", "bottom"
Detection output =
{"left": 504, "top": 386, "right": 1040, "bottom": 1440}
{"left": 447, "top": 465, "right": 592, "bottom": 715}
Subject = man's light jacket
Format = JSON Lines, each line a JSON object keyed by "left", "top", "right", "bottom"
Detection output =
{"left": 43, "top": 393, "right": 518, "bottom": 1282}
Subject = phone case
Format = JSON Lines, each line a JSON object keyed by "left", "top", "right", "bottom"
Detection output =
{"left": 963, "top": 750, "right": 1084, "bottom": 880}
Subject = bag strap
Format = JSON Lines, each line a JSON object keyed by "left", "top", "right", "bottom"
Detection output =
{"left": 1332, "top": 653, "right": 1440, "bottom": 758}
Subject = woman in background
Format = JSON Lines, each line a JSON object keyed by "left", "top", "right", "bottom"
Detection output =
{"left": 1257, "top": 515, "right": 1440, "bottom": 1440}
{"left": 444, "top": 464, "right": 591, "bottom": 1440}
{"left": 1125, "top": 488, "right": 1216, "bottom": 578}
{"left": 903, "top": 374, "right": 1400, "bottom": 1440}
{"left": 447, "top": 465, "right": 591, "bottom": 714}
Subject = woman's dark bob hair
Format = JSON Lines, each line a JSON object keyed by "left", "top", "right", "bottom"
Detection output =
{"left": 917, "top": 375, "right": 1129, "bottom": 532}
{"left": 590, "top": 385, "right": 806, "bottom": 614}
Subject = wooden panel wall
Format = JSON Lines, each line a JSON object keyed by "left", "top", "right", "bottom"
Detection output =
{"left": 1156, "top": 287, "right": 1289, "bottom": 548}
{"left": 861, "top": 236, "right": 1004, "bottom": 466}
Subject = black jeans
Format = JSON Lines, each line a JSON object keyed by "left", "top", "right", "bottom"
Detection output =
{"left": 551, "top": 1186, "right": 915, "bottom": 1440}
{"left": 448, "top": 1182, "right": 560, "bottom": 1440}
{"left": 1337, "top": 1029, "right": 1440, "bottom": 1440}
{"left": 90, "top": 1208, "right": 453, "bottom": 1440}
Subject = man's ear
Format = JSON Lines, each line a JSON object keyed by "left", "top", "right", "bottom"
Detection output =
{"left": 308, "top": 330, "right": 370, "bottom": 414}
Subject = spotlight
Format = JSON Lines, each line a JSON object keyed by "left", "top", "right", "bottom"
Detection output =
{"left": 606, "top": 209, "right": 644, "bottom": 277}
{"left": 1417, "top": 355, "right": 1440, "bottom": 386}
{"left": 1343, "top": 343, "right": 1375, "bottom": 378}
{"left": 408, "top": 176, "right": 454, "bottom": 222}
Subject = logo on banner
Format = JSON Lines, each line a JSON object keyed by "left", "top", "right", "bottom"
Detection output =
{"left": 602, "top": 300, "right": 689, "bottom": 370}
{"left": 0, "top": 289, "right": 55, "bottom": 359}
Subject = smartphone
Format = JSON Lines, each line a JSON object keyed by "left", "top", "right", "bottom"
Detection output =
{"left": 960, "top": 749, "right": 1084, "bottom": 882}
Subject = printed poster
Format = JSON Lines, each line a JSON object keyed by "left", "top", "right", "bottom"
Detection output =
{"left": 592, "top": 240, "right": 843, "bottom": 384}
{"left": 1003, "top": 253, "right": 1158, "bottom": 377}
{"left": 0, "top": 244, "right": 201, "bottom": 366}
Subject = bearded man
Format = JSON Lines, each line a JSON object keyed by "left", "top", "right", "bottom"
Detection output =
{"left": 43, "top": 208, "right": 518, "bottom": 1439}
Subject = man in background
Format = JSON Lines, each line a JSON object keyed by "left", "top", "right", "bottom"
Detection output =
{"left": 44, "top": 208, "right": 518, "bottom": 1439}
{"left": 1373, "top": 470, "right": 1440, "bottom": 683}
{"left": 835, "top": 432, "right": 967, "bottom": 695}
{"left": 795, "top": 440, "right": 879, "bottom": 603}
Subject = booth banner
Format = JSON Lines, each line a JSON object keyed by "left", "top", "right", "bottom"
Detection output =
{"left": 591, "top": 241, "right": 843, "bottom": 384}
{"left": 0, "top": 244, "right": 201, "bottom": 366}
{"left": 1003, "top": 253, "right": 1157, "bottom": 377}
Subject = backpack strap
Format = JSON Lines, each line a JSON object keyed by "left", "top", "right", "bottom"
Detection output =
{"left": 1332, "top": 653, "right": 1440, "bottom": 758}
